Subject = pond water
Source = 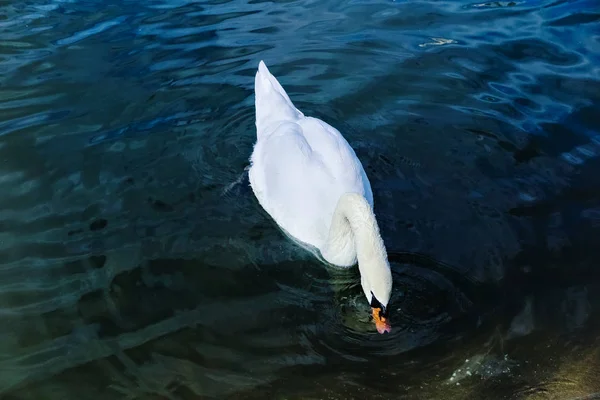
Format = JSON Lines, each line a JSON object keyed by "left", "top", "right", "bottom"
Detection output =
{"left": 1, "top": 0, "right": 599, "bottom": 399}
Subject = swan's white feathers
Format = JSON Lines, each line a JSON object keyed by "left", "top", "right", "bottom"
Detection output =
{"left": 249, "top": 61, "right": 373, "bottom": 253}
{"left": 254, "top": 60, "right": 303, "bottom": 136}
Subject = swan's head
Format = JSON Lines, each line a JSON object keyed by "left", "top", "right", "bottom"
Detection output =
{"left": 360, "top": 260, "right": 393, "bottom": 334}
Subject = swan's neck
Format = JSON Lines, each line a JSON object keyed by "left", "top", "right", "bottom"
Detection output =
{"left": 321, "top": 193, "right": 389, "bottom": 273}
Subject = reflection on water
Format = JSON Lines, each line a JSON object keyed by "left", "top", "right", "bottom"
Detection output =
{"left": 1, "top": 0, "right": 599, "bottom": 398}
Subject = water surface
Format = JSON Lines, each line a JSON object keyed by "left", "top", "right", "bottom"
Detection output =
{"left": 1, "top": 0, "right": 600, "bottom": 398}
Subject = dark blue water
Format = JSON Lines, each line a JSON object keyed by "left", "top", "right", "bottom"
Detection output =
{"left": 1, "top": 0, "right": 599, "bottom": 398}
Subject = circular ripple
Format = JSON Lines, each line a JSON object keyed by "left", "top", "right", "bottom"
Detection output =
{"left": 306, "top": 252, "right": 477, "bottom": 359}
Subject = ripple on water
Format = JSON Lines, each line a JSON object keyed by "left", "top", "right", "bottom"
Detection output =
{"left": 309, "top": 253, "right": 477, "bottom": 361}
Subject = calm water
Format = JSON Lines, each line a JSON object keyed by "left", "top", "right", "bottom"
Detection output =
{"left": 1, "top": 0, "right": 600, "bottom": 399}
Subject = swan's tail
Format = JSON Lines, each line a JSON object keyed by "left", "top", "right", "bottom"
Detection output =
{"left": 254, "top": 60, "right": 303, "bottom": 138}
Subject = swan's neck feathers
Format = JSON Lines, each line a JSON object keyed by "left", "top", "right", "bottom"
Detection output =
{"left": 254, "top": 60, "right": 303, "bottom": 136}
{"left": 322, "top": 193, "right": 390, "bottom": 274}
{"left": 322, "top": 193, "right": 391, "bottom": 305}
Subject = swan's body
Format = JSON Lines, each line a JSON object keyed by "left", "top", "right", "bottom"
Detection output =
{"left": 248, "top": 61, "right": 393, "bottom": 333}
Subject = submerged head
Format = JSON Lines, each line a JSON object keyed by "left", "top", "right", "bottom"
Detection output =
{"left": 360, "top": 260, "right": 393, "bottom": 334}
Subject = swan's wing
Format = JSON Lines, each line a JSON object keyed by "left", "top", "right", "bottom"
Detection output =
{"left": 299, "top": 116, "right": 373, "bottom": 206}
{"left": 250, "top": 121, "right": 329, "bottom": 247}
{"left": 249, "top": 118, "right": 372, "bottom": 249}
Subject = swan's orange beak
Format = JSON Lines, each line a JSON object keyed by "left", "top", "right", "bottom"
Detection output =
{"left": 372, "top": 307, "right": 391, "bottom": 334}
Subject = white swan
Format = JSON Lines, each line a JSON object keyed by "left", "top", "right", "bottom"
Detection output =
{"left": 249, "top": 61, "right": 393, "bottom": 334}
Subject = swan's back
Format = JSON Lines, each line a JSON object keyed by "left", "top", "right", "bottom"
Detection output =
{"left": 249, "top": 61, "right": 373, "bottom": 251}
